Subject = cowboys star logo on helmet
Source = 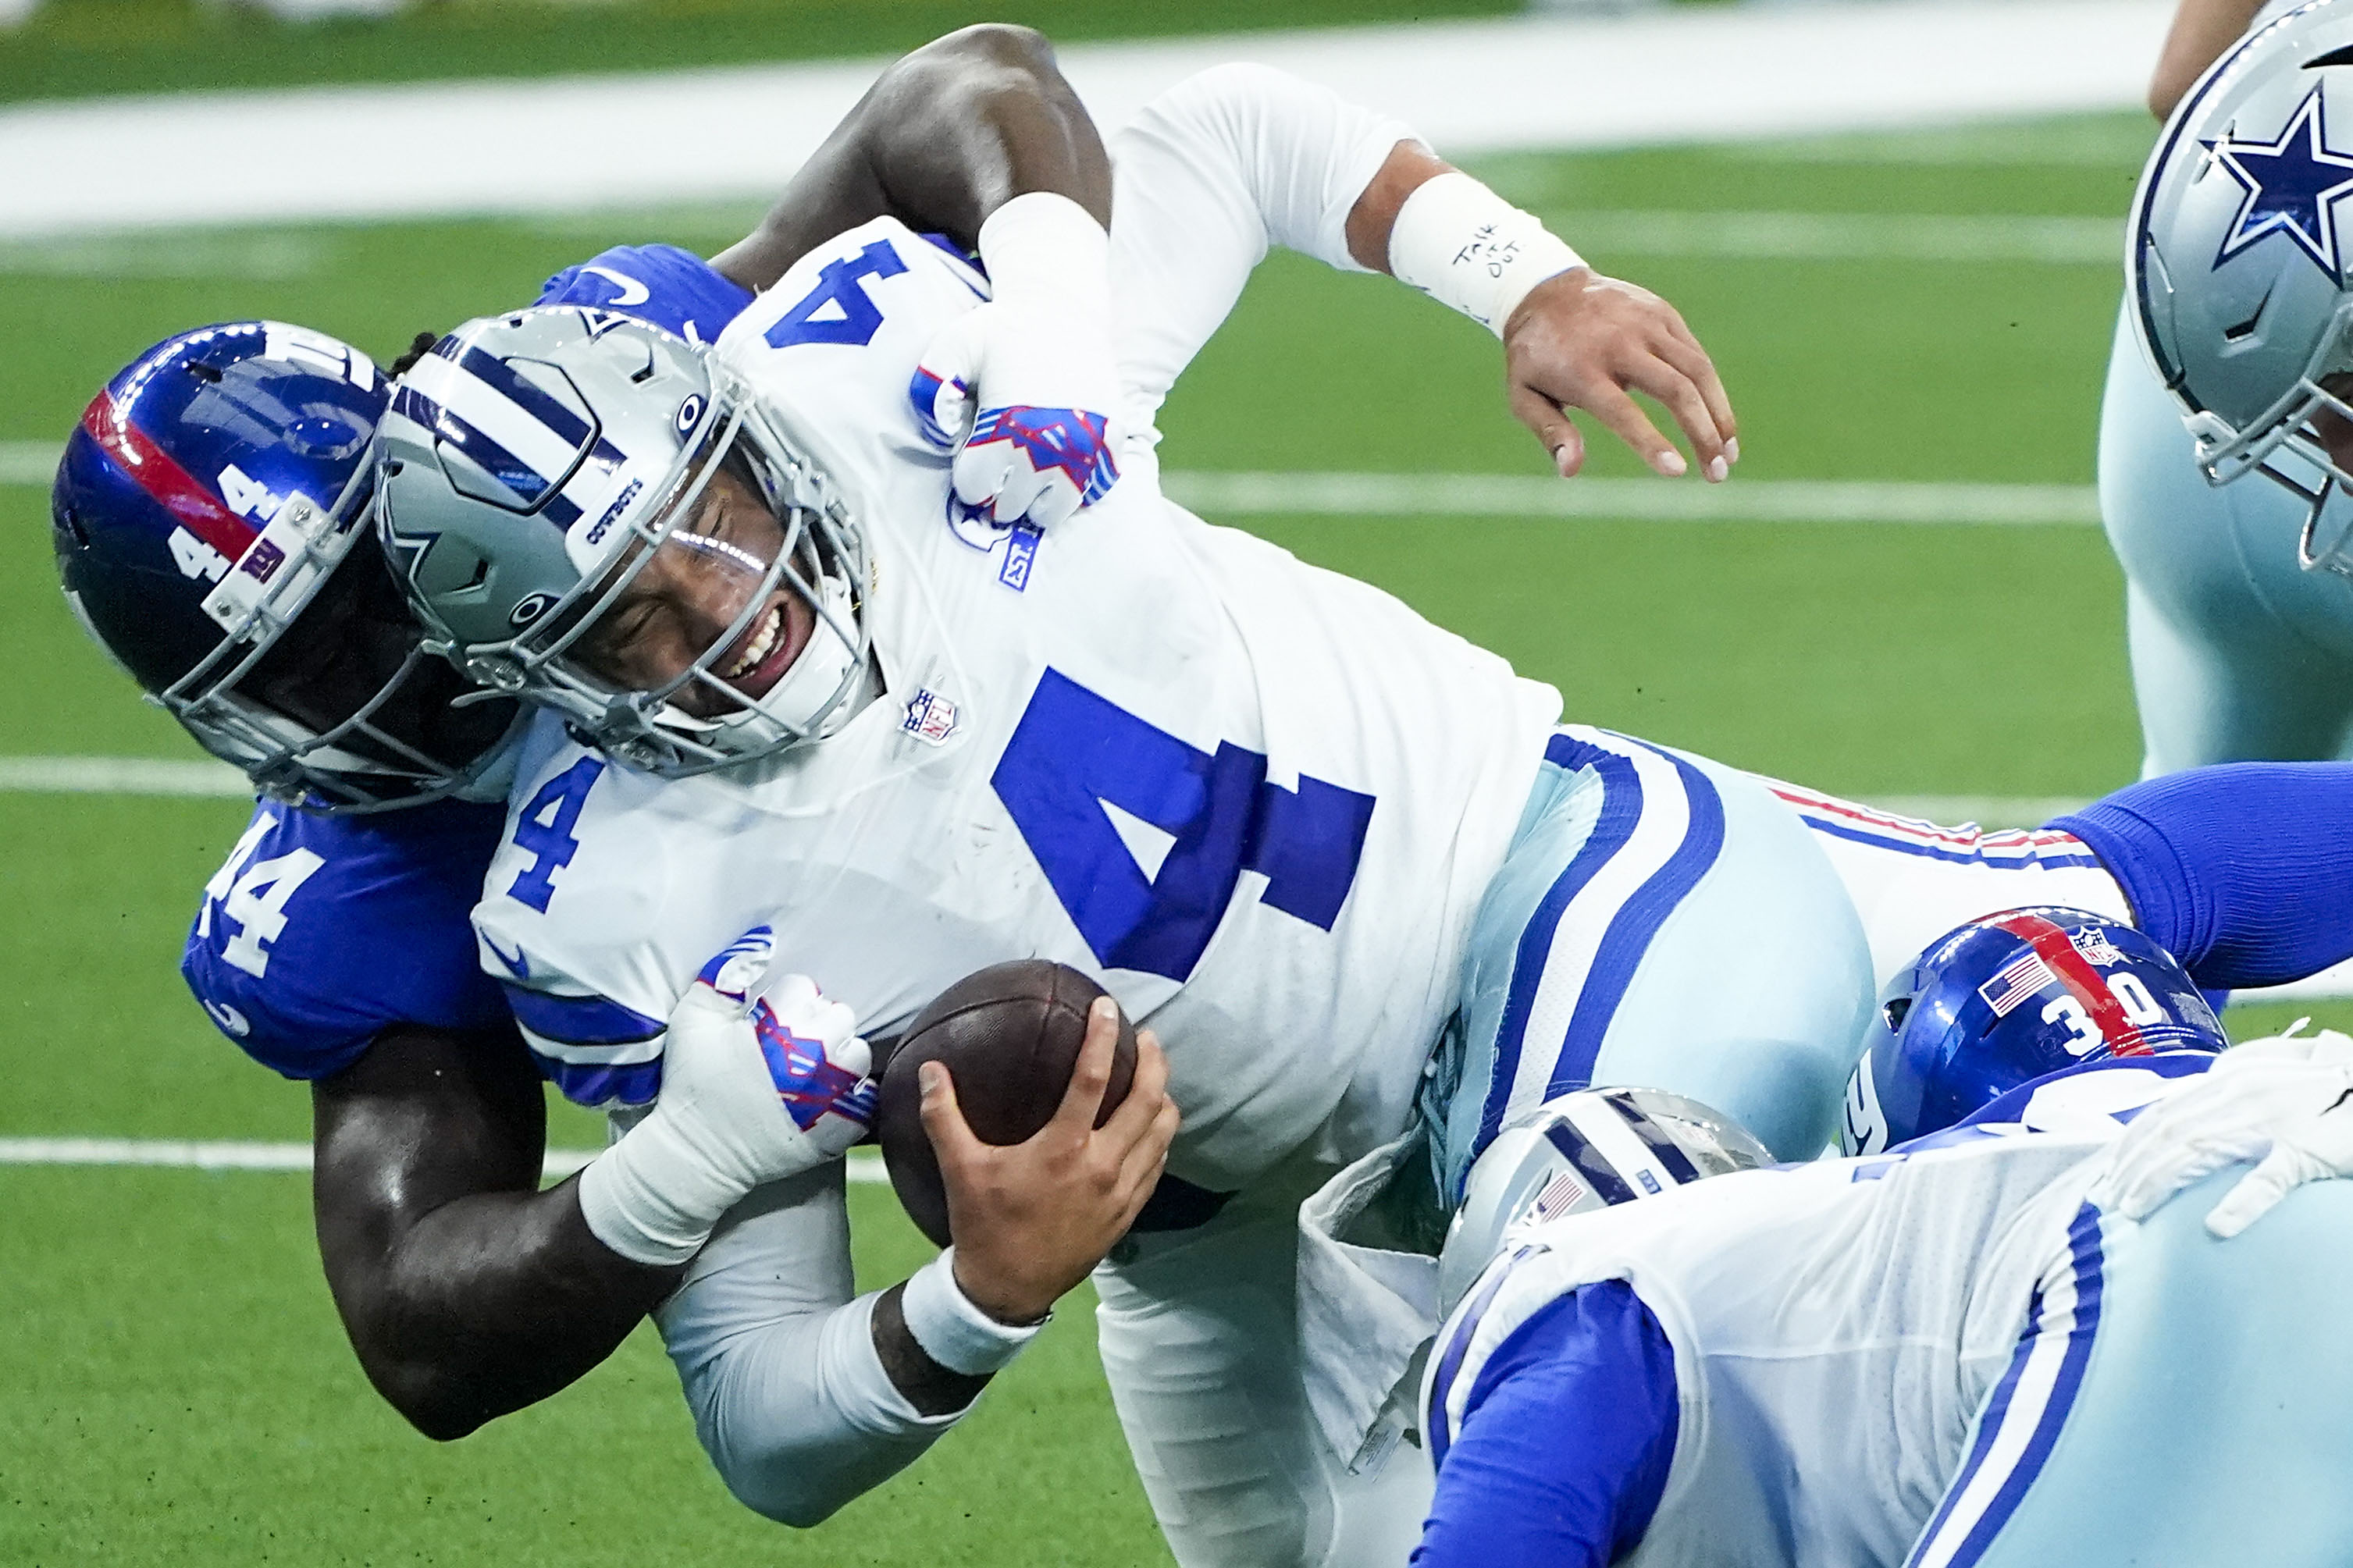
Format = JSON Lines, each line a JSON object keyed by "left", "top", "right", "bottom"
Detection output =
{"left": 2130, "top": 0, "right": 2353, "bottom": 575}
{"left": 2207, "top": 84, "right": 2353, "bottom": 284}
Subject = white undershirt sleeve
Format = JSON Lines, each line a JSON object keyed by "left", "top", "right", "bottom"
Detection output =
{"left": 653, "top": 1161, "right": 968, "bottom": 1527}
{"left": 1109, "top": 62, "right": 1418, "bottom": 475}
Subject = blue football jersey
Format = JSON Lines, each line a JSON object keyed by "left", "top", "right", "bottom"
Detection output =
{"left": 535, "top": 244, "right": 754, "bottom": 345}
{"left": 183, "top": 798, "right": 514, "bottom": 1079}
{"left": 182, "top": 244, "right": 756, "bottom": 1079}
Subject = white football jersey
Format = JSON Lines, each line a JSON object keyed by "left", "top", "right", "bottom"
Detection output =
{"left": 476, "top": 219, "right": 1561, "bottom": 1189}
{"left": 1426, "top": 1057, "right": 2211, "bottom": 1568}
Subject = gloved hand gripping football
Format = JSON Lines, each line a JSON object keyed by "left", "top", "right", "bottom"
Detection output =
{"left": 909, "top": 192, "right": 1120, "bottom": 534}
{"left": 577, "top": 926, "right": 876, "bottom": 1265}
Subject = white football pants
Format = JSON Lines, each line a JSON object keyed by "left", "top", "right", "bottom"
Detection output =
{"left": 1093, "top": 763, "right": 2134, "bottom": 1568}
{"left": 1094, "top": 1161, "right": 1434, "bottom": 1568}
{"left": 2098, "top": 302, "right": 2353, "bottom": 773}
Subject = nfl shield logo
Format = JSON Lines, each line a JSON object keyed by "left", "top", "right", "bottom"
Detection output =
{"left": 902, "top": 688, "right": 959, "bottom": 747}
{"left": 2070, "top": 926, "right": 2127, "bottom": 967}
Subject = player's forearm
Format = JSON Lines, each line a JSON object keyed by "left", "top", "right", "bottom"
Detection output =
{"left": 863, "top": 25, "right": 1110, "bottom": 244}
{"left": 872, "top": 1280, "right": 993, "bottom": 1415}
{"left": 1347, "top": 140, "right": 1450, "bottom": 273}
{"left": 713, "top": 24, "right": 1110, "bottom": 290}
{"left": 2149, "top": 0, "right": 2269, "bottom": 119}
{"left": 329, "top": 1182, "right": 679, "bottom": 1440}
{"left": 1108, "top": 63, "right": 1419, "bottom": 433}
{"left": 646, "top": 1168, "right": 1024, "bottom": 1525}
{"left": 310, "top": 1024, "right": 677, "bottom": 1441}
{"left": 665, "top": 1282, "right": 980, "bottom": 1527}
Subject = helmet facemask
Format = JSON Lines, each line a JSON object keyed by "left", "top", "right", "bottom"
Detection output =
{"left": 2180, "top": 295, "right": 2353, "bottom": 574}
{"left": 450, "top": 360, "right": 874, "bottom": 778}
{"left": 161, "top": 460, "right": 520, "bottom": 810}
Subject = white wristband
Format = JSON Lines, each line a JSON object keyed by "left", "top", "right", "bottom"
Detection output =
{"left": 1387, "top": 170, "right": 1585, "bottom": 337}
{"left": 899, "top": 1250, "right": 1046, "bottom": 1377}
{"left": 577, "top": 1107, "right": 751, "bottom": 1268}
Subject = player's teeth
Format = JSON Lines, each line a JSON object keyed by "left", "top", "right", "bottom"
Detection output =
{"left": 726, "top": 606, "right": 781, "bottom": 679}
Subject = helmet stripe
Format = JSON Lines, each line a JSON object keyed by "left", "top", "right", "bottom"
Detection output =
{"left": 1600, "top": 1089, "right": 1701, "bottom": 1183}
{"left": 455, "top": 343, "right": 593, "bottom": 449}
{"left": 1988, "top": 912, "right": 2148, "bottom": 1056}
{"left": 78, "top": 390, "right": 259, "bottom": 563}
{"left": 390, "top": 382, "right": 564, "bottom": 510}
{"left": 1541, "top": 1122, "right": 1637, "bottom": 1206}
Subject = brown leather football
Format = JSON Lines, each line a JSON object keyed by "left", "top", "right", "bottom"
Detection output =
{"left": 874, "top": 960, "right": 1137, "bottom": 1247}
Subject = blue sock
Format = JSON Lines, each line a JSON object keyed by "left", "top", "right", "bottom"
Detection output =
{"left": 2049, "top": 763, "right": 2353, "bottom": 990}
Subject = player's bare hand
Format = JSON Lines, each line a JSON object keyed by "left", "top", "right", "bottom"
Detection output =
{"left": 1502, "top": 267, "right": 1738, "bottom": 482}
{"left": 920, "top": 997, "right": 1177, "bottom": 1324}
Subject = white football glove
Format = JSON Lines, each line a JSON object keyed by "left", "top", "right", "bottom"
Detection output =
{"left": 577, "top": 926, "right": 876, "bottom": 1265}
{"left": 910, "top": 192, "right": 1120, "bottom": 535}
{"left": 2091, "top": 1024, "right": 2353, "bottom": 1238}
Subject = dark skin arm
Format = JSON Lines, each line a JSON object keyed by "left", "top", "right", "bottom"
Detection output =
{"left": 710, "top": 23, "right": 1112, "bottom": 292}
{"left": 311, "top": 1022, "right": 680, "bottom": 1440}
{"left": 311, "top": 1019, "right": 1081, "bottom": 1434}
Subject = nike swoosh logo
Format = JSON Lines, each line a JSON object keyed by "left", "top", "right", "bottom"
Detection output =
{"left": 581, "top": 265, "right": 651, "bottom": 307}
{"left": 483, "top": 936, "right": 531, "bottom": 980}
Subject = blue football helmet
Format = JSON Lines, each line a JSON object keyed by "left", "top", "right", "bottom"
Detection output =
{"left": 1839, "top": 906, "right": 2227, "bottom": 1154}
{"left": 51, "top": 322, "right": 520, "bottom": 809}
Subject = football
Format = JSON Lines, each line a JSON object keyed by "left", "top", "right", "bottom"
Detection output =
{"left": 874, "top": 960, "right": 1138, "bottom": 1247}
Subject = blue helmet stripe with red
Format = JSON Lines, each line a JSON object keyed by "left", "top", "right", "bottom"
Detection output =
{"left": 77, "top": 389, "right": 259, "bottom": 562}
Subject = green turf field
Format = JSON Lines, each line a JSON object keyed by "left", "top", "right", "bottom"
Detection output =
{"left": 4, "top": 109, "right": 2343, "bottom": 1565}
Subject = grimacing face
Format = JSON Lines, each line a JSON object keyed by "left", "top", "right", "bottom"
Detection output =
{"left": 571, "top": 463, "right": 820, "bottom": 719}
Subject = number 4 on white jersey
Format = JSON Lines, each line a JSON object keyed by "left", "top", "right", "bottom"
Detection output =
{"left": 199, "top": 817, "right": 324, "bottom": 978}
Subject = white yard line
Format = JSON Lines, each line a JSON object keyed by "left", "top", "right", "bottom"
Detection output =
{"left": 1163, "top": 471, "right": 2101, "bottom": 524}
{"left": 0, "top": 1136, "right": 892, "bottom": 1181}
{"left": 0, "top": 0, "right": 2171, "bottom": 237}
{"left": 0, "top": 755, "right": 254, "bottom": 797}
{"left": 0, "top": 232, "right": 329, "bottom": 279}
{"left": 7, "top": 443, "right": 2103, "bottom": 524}
{"left": 1551, "top": 209, "right": 2123, "bottom": 265}
{"left": 1, "top": 439, "right": 57, "bottom": 485}
{"left": 0, "top": 211, "right": 2131, "bottom": 279}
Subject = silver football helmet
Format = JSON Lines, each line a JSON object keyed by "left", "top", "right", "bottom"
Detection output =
{"left": 2132, "top": 0, "right": 2353, "bottom": 574}
{"left": 1435, "top": 1086, "right": 1769, "bottom": 1313}
{"left": 375, "top": 308, "right": 873, "bottom": 777}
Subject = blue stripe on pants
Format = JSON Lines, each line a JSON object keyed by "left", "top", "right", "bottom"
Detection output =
{"left": 1906, "top": 1204, "right": 2106, "bottom": 1568}
{"left": 1547, "top": 745, "right": 1727, "bottom": 1100}
{"left": 1474, "top": 731, "right": 1727, "bottom": 1159}
{"left": 1475, "top": 735, "right": 1647, "bottom": 1156}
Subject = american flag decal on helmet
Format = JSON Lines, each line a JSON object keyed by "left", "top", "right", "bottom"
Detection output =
{"left": 1978, "top": 951, "right": 2059, "bottom": 1017}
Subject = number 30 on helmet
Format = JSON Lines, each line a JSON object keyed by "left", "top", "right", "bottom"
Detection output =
{"left": 1840, "top": 907, "right": 2227, "bottom": 1155}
